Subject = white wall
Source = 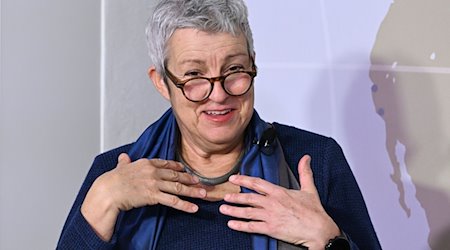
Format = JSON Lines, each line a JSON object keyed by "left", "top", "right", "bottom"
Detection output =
{"left": 102, "top": 0, "right": 168, "bottom": 151}
{"left": 0, "top": 0, "right": 100, "bottom": 249}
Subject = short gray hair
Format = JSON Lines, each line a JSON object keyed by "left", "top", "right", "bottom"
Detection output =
{"left": 146, "top": 0, "right": 255, "bottom": 74}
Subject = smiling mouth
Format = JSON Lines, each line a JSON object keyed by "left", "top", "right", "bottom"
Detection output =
{"left": 204, "top": 109, "right": 232, "bottom": 115}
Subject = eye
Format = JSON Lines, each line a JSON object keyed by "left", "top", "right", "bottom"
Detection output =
{"left": 184, "top": 71, "right": 202, "bottom": 77}
{"left": 227, "top": 65, "right": 245, "bottom": 72}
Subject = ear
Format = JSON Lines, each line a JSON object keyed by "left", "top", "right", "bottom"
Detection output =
{"left": 250, "top": 51, "right": 257, "bottom": 70}
{"left": 148, "top": 66, "right": 170, "bottom": 101}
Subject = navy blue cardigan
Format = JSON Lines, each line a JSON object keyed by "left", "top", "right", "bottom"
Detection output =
{"left": 57, "top": 123, "right": 381, "bottom": 249}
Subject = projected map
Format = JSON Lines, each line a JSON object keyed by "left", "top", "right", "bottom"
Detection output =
{"left": 247, "top": 0, "right": 450, "bottom": 249}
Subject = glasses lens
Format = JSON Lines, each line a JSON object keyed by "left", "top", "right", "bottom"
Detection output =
{"left": 183, "top": 78, "right": 211, "bottom": 101}
{"left": 224, "top": 72, "right": 252, "bottom": 95}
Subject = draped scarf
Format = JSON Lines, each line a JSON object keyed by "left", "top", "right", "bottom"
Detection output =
{"left": 114, "top": 108, "right": 301, "bottom": 250}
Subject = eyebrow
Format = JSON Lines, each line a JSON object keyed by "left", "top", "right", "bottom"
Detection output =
{"left": 178, "top": 52, "right": 250, "bottom": 67}
{"left": 223, "top": 52, "right": 250, "bottom": 62}
{"left": 178, "top": 58, "right": 205, "bottom": 66}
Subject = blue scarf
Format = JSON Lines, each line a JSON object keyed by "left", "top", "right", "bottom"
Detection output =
{"left": 114, "top": 108, "right": 299, "bottom": 250}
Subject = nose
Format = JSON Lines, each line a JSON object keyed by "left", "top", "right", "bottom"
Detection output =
{"left": 207, "top": 80, "right": 228, "bottom": 103}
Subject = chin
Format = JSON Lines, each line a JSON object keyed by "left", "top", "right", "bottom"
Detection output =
{"left": 203, "top": 129, "right": 243, "bottom": 145}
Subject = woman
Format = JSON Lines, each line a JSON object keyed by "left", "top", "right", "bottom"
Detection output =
{"left": 58, "top": 0, "right": 381, "bottom": 249}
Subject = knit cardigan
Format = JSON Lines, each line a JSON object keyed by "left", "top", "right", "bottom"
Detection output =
{"left": 57, "top": 122, "right": 381, "bottom": 250}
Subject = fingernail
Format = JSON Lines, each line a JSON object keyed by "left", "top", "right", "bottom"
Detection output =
{"left": 192, "top": 175, "right": 200, "bottom": 183}
{"left": 200, "top": 189, "right": 207, "bottom": 197}
{"left": 229, "top": 175, "right": 237, "bottom": 181}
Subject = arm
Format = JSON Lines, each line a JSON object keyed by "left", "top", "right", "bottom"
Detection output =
{"left": 321, "top": 139, "right": 381, "bottom": 250}
{"left": 218, "top": 138, "right": 381, "bottom": 250}
{"left": 57, "top": 147, "right": 124, "bottom": 249}
{"left": 57, "top": 146, "right": 206, "bottom": 249}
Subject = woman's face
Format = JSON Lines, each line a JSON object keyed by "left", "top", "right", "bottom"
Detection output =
{"left": 163, "top": 28, "right": 255, "bottom": 153}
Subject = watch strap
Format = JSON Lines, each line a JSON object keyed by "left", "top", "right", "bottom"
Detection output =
{"left": 324, "top": 233, "right": 350, "bottom": 250}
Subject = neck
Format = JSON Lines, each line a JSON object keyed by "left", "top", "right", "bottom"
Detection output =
{"left": 179, "top": 154, "right": 242, "bottom": 186}
{"left": 178, "top": 136, "right": 244, "bottom": 179}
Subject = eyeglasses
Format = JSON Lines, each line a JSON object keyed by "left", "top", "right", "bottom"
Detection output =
{"left": 164, "top": 66, "right": 257, "bottom": 102}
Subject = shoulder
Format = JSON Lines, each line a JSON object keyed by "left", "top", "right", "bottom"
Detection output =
{"left": 273, "top": 122, "right": 345, "bottom": 177}
{"left": 273, "top": 122, "right": 335, "bottom": 148}
{"left": 91, "top": 143, "right": 135, "bottom": 172}
{"left": 273, "top": 122, "right": 342, "bottom": 158}
{"left": 79, "top": 143, "right": 136, "bottom": 188}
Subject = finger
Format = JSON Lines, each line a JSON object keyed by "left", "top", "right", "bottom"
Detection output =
{"left": 228, "top": 175, "right": 278, "bottom": 195}
{"left": 226, "top": 220, "right": 267, "bottom": 235}
{"left": 158, "top": 180, "right": 206, "bottom": 199}
{"left": 150, "top": 158, "right": 185, "bottom": 171}
{"left": 219, "top": 204, "right": 267, "bottom": 221}
{"left": 156, "top": 192, "right": 199, "bottom": 213}
{"left": 223, "top": 193, "right": 266, "bottom": 208}
{"left": 298, "top": 155, "right": 318, "bottom": 194}
{"left": 117, "top": 153, "right": 131, "bottom": 165}
{"left": 157, "top": 168, "right": 200, "bottom": 185}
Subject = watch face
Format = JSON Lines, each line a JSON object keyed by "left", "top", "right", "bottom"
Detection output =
{"left": 326, "top": 237, "right": 350, "bottom": 250}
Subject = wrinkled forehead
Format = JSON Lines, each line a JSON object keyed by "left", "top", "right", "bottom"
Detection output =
{"left": 165, "top": 28, "right": 250, "bottom": 67}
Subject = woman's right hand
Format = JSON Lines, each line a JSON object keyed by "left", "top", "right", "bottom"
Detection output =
{"left": 80, "top": 153, "right": 207, "bottom": 241}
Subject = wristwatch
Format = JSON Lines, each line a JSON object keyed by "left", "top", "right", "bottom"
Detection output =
{"left": 324, "top": 235, "right": 350, "bottom": 250}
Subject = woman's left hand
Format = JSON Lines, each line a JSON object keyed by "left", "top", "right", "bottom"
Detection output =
{"left": 219, "top": 155, "right": 340, "bottom": 250}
